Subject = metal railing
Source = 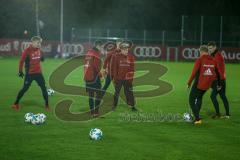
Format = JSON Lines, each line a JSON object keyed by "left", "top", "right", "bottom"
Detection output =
{"left": 70, "top": 16, "right": 240, "bottom": 47}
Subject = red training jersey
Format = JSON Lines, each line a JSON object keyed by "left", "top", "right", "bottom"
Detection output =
{"left": 113, "top": 52, "right": 135, "bottom": 83}
{"left": 188, "top": 54, "right": 219, "bottom": 90}
{"left": 84, "top": 48, "right": 102, "bottom": 81}
{"left": 212, "top": 51, "right": 226, "bottom": 80}
{"left": 19, "top": 45, "right": 43, "bottom": 74}
{"left": 103, "top": 49, "right": 120, "bottom": 78}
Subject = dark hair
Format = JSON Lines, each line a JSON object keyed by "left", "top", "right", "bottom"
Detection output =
{"left": 94, "top": 40, "right": 103, "bottom": 47}
{"left": 199, "top": 45, "right": 208, "bottom": 53}
{"left": 207, "top": 41, "right": 216, "bottom": 47}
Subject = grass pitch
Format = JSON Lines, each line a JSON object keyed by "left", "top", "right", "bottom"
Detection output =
{"left": 0, "top": 58, "right": 239, "bottom": 160}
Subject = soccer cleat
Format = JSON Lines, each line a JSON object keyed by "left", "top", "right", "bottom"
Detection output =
{"left": 131, "top": 107, "right": 138, "bottom": 112}
{"left": 45, "top": 105, "right": 51, "bottom": 112}
{"left": 93, "top": 108, "right": 99, "bottom": 118}
{"left": 221, "top": 115, "right": 230, "bottom": 119}
{"left": 12, "top": 104, "right": 20, "bottom": 111}
{"left": 90, "top": 109, "right": 95, "bottom": 117}
{"left": 194, "top": 120, "right": 202, "bottom": 125}
{"left": 112, "top": 106, "right": 117, "bottom": 111}
{"left": 93, "top": 114, "right": 99, "bottom": 118}
{"left": 211, "top": 114, "right": 221, "bottom": 119}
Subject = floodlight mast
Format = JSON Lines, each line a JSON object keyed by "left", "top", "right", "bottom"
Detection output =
{"left": 35, "top": 0, "right": 40, "bottom": 36}
{"left": 60, "top": 0, "right": 63, "bottom": 56}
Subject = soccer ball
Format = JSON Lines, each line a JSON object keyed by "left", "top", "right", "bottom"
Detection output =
{"left": 47, "top": 88, "right": 55, "bottom": 96}
{"left": 24, "top": 112, "right": 34, "bottom": 123}
{"left": 183, "top": 112, "right": 193, "bottom": 122}
{"left": 89, "top": 128, "right": 103, "bottom": 140}
{"left": 24, "top": 113, "right": 47, "bottom": 125}
{"left": 36, "top": 113, "right": 47, "bottom": 123}
{"left": 31, "top": 114, "right": 42, "bottom": 125}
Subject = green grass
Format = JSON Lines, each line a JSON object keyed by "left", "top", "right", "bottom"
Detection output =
{"left": 0, "top": 58, "right": 239, "bottom": 160}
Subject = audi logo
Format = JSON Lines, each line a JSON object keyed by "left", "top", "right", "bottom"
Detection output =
{"left": 134, "top": 46, "right": 161, "bottom": 57}
{"left": 182, "top": 48, "right": 200, "bottom": 59}
{"left": 221, "top": 50, "right": 240, "bottom": 60}
{"left": 62, "top": 43, "right": 84, "bottom": 55}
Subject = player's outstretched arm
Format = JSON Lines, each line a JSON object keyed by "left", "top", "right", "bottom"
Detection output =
{"left": 18, "top": 49, "right": 28, "bottom": 78}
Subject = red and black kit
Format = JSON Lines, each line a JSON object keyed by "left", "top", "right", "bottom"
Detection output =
{"left": 188, "top": 54, "right": 220, "bottom": 121}
{"left": 14, "top": 45, "right": 48, "bottom": 107}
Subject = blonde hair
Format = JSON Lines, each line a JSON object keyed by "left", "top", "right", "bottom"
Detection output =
{"left": 31, "top": 36, "right": 42, "bottom": 42}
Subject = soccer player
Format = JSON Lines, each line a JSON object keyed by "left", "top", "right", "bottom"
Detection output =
{"left": 112, "top": 41, "right": 137, "bottom": 111}
{"left": 84, "top": 40, "right": 103, "bottom": 117}
{"left": 12, "top": 36, "right": 49, "bottom": 111}
{"left": 101, "top": 39, "right": 122, "bottom": 94}
{"left": 208, "top": 42, "right": 230, "bottom": 118}
{"left": 187, "top": 45, "right": 220, "bottom": 124}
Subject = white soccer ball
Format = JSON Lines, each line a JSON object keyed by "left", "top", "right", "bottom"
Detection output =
{"left": 31, "top": 114, "right": 42, "bottom": 125}
{"left": 24, "top": 112, "right": 34, "bottom": 123}
{"left": 47, "top": 88, "right": 55, "bottom": 96}
{"left": 183, "top": 112, "right": 193, "bottom": 122}
{"left": 36, "top": 113, "right": 47, "bottom": 124}
{"left": 89, "top": 128, "right": 103, "bottom": 140}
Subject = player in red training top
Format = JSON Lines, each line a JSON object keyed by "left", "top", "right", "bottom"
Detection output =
{"left": 208, "top": 42, "right": 230, "bottom": 119}
{"left": 84, "top": 40, "right": 103, "bottom": 117}
{"left": 187, "top": 45, "right": 220, "bottom": 125}
{"left": 12, "top": 36, "right": 49, "bottom": 111}
{"left": 112, "top": 41, "right": 137, "bottom": 111}
{"left": 102, "top": 39, "right": 122, "bottom": 95}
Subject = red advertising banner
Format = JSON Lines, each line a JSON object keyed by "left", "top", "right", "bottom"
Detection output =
{"left": 132, "top": 45, "right": 240, "bottom": 63}
{"left": 177, "top": 46, "right": 240, "bottom": 62}
{"left": 0, "top": 39, "right": 59, "bottom": 56}
{"left": 0, "top": 39, "right": 239, "bottom": 63}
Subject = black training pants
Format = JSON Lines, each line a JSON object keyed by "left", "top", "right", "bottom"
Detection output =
{"left": 113, "top": 80, "right": 135, "bottom": 108}
{"left": 211, "top": 80, "right": 230, "bottom": 115}
{"left": 189, "top": 82, "right": 206, "bottom": 121}
{"left": 15, "top": 73, "right": 48, "bottom": 106}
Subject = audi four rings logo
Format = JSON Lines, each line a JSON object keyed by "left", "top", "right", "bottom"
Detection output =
{"left": 182, "top": 48, "right": 200, "bottom": 59}
{"left": 62, "top": 43, "right": 84, "bottom": 55}
{"left": 134, "top": 46, "right": 161, "bottom": 57}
